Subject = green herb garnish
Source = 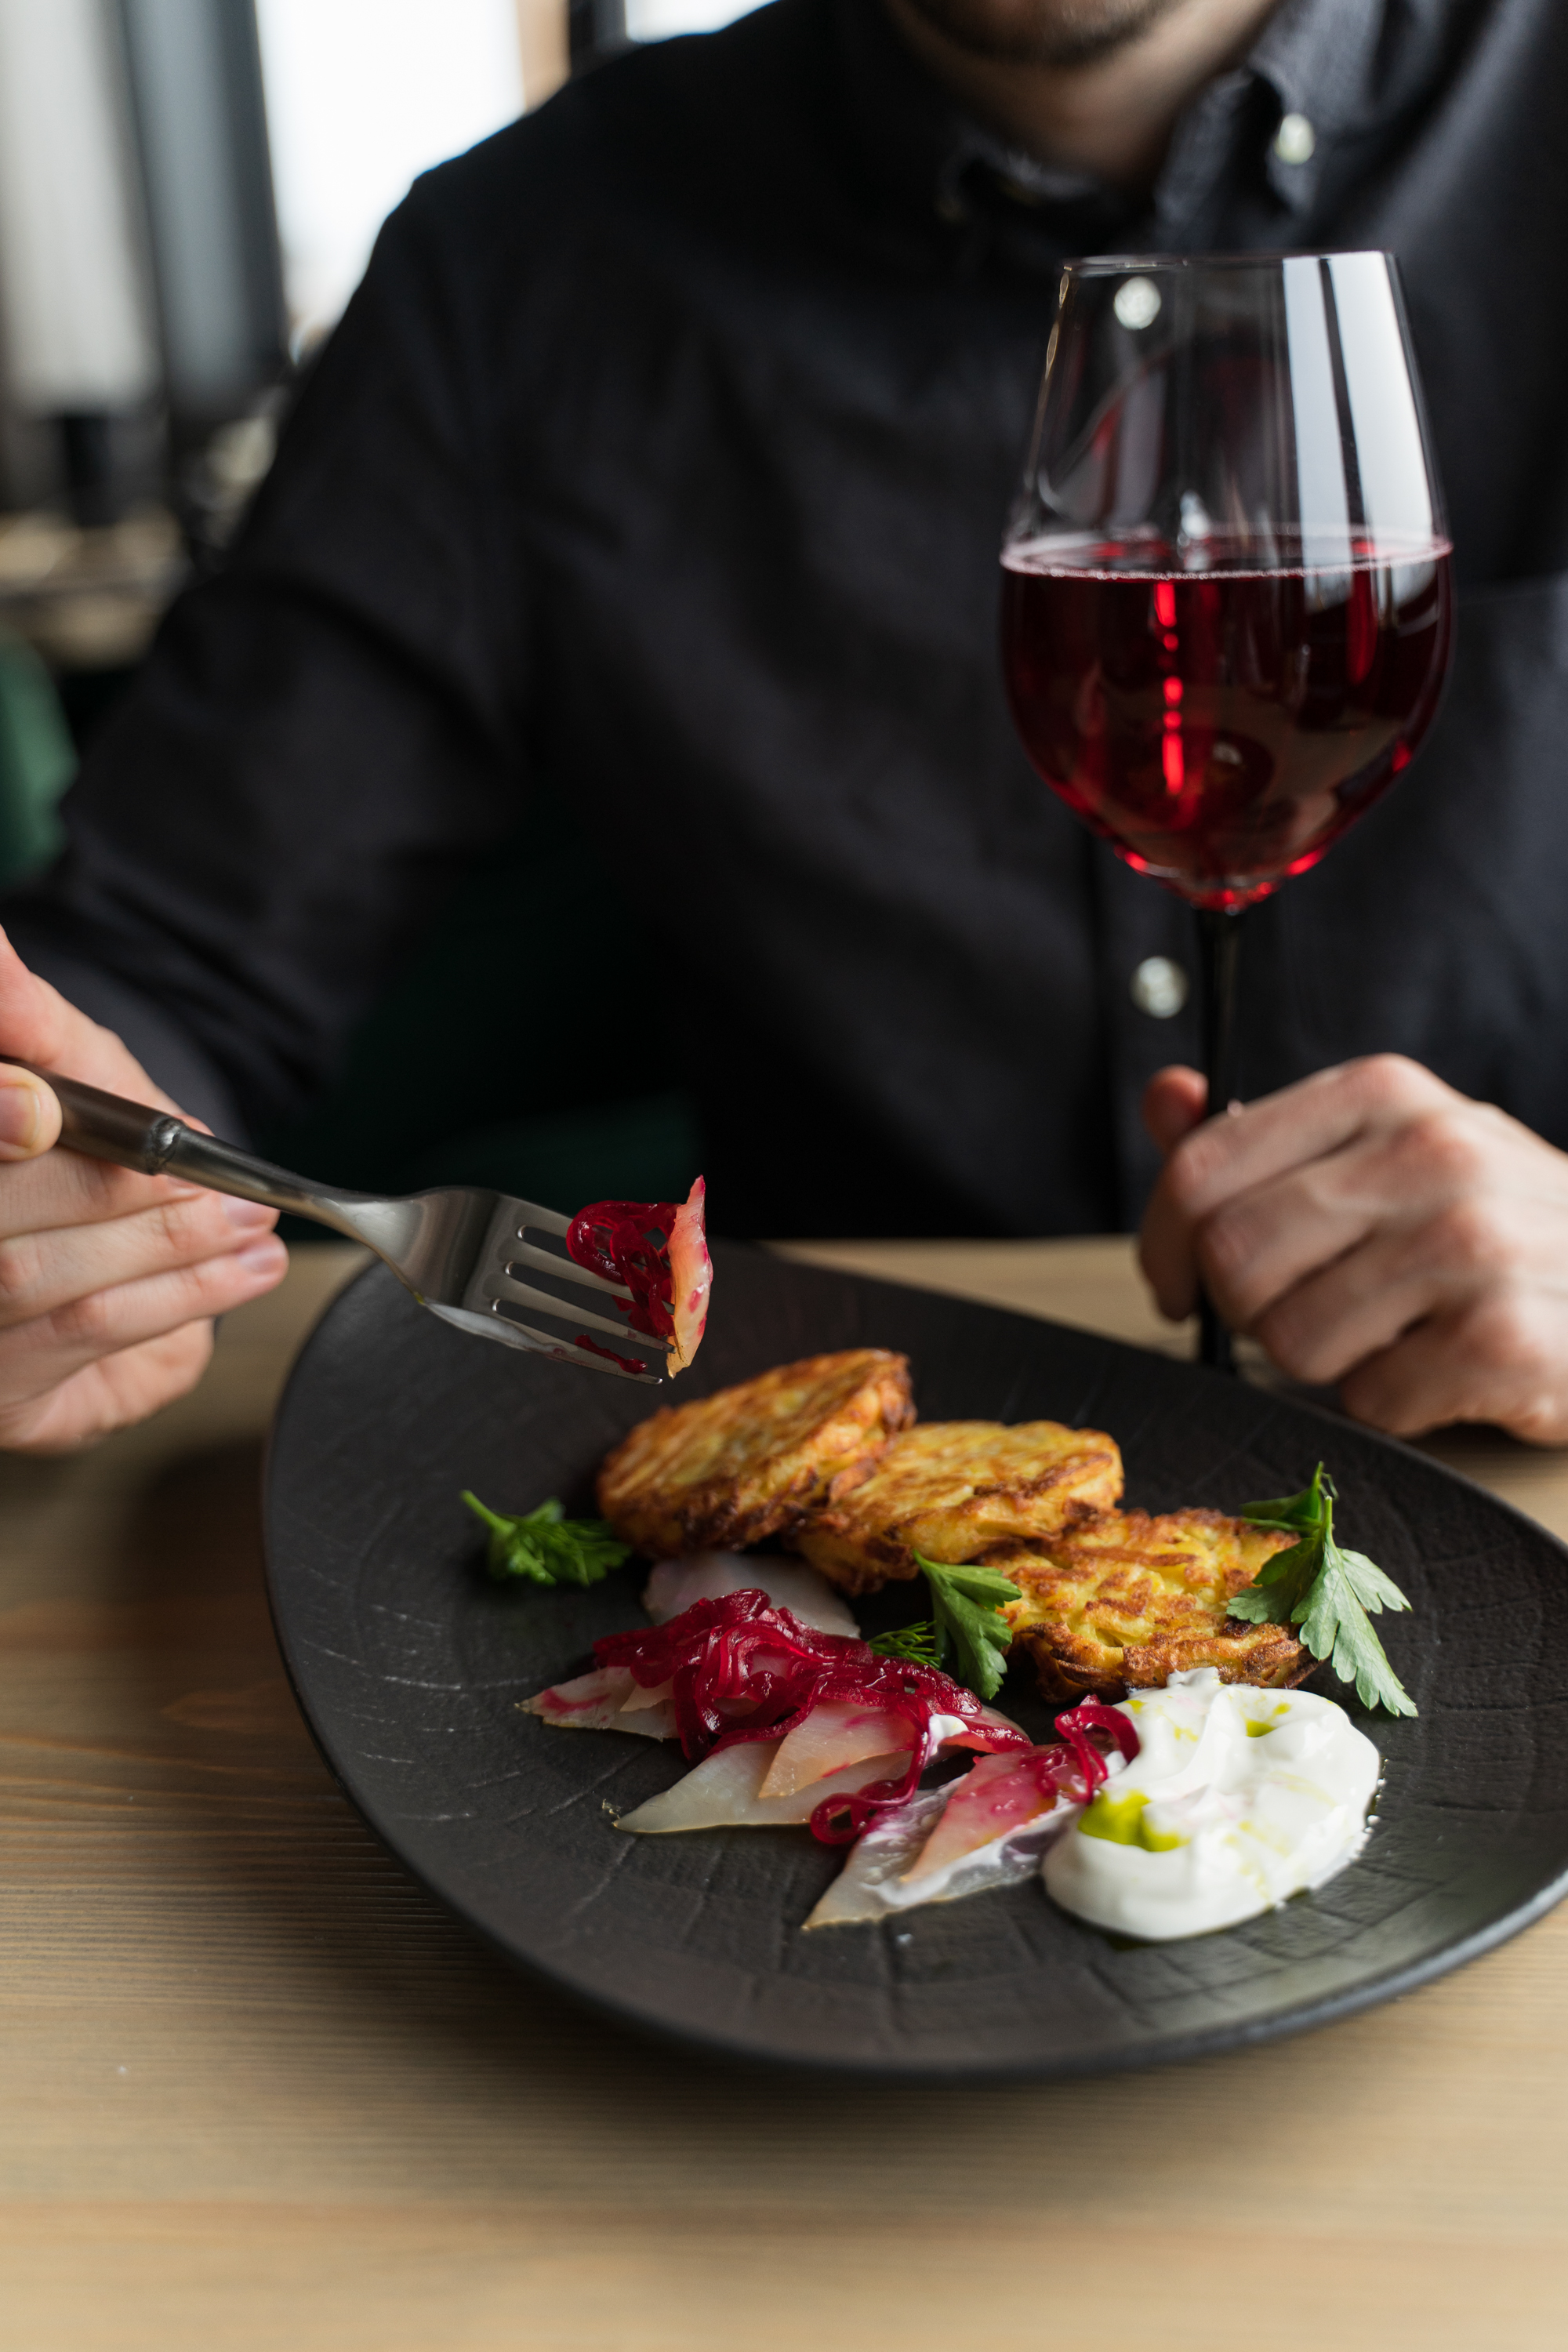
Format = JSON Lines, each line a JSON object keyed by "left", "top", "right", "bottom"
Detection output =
{"left": 1240, "top": 1463, "right": 1337, "bottom": 1535}
{"left": 1231, "top": 1464, "right": 1417, "bottom": 1717}
{"left": 460, "top": 1491, "right": 633, "bottom": 1588}
{"left": 866, "top": 1554, "right": 1022, "bottom": 1703}
{"left": 865, "top": 1620, "right": 943, "bottom": 1668}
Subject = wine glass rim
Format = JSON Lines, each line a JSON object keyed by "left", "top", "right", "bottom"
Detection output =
{"left": 1064, "top": 249, "right": 1396, "bottom": 277}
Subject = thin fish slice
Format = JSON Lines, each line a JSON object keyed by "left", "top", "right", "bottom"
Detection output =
{"left": 804, "top": 1751, "right": 1082, "bottom": 1928}
{"left": 751, "top": 1693, "right": 1017, "bottom": 1801}
{"left": 902, "top": 1748, "right": 1067, "bottom": 1883}
{"left": 522, "top": 1664, "right": 677, "bottom": 1742}
{"left": 759, "top": 1699, "right": 914, "bottom": 1798}
{"left": 641, "top": 1552, "right": 859, "bottom": 1638}
{"left": 617, "top": 1737, "right": 909, "bottom": 1833}
{"left": 804, "top": 1791, "right": 951, "bottom": 1929}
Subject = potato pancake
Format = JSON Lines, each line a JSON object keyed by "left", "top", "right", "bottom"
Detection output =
{"left": 993, "top": 1508, "right": 1307, "bottom": 1700}
{"left": 793, "top": 1420, "right": 1123, "bottom": 1595}
{"left": 597, "top": 1348, "right": 915, "bottom": 1559}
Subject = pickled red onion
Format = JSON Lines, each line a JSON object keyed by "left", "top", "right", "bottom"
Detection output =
{"left": 564, "top": 1178, "right": 710, "bottom": 1373}
{"left": 592, "top": 1587, "right": 1030, "bottom": 1839}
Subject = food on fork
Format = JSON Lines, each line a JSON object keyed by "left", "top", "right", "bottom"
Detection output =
{"left": 793, "top": 1419, "right": 1122, "bottom": 1595}
{"left": 993, "top": 1509, "right": 1305, "bottom": 1703}
{"left": 597, "top": 1349, "right": 915, "bottom": 1559}
{"left": 564, "top": 1178, "right": 712, "bottom": 1374}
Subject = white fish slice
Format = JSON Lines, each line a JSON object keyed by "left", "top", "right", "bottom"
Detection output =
{"left": 753, "top": 1693, "right": 1016, "bottom": 1798}
{"left": 617, "top": 1737, "right": 909, "bottom": 1833}
{"left": 803, "top": 1791, "right": 951, "bottom": 1929}
{"left": 804, "top": 1754, "right": 1082, "bottom": 1929}
{"left": 616, "top": 1676, "right": 675, "bottom": 1716}
{"left": 521, "top": 1664, "right": 677, "bottom": 1743}
{"left": 901, "top": 1748, "right": 1070, "bottom": 1884}
{"left": 758, "top": 1699, "right": 914, "bottom": 1798}
{"left": 641, "top": 1552, "right": 859, "bottom": 1638}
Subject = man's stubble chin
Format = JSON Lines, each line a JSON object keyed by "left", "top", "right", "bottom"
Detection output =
{"left": 894, "top": 0, "right": 1186, "bottom": 69}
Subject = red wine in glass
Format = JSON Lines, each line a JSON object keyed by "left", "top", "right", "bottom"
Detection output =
{"left": 1001, "top": 253, "right": 1455, "bottom": 1367}
{"left": 1003, "top": 535, "right": 1453, "bottom": 910}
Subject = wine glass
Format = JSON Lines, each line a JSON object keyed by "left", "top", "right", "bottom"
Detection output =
{"left": 1000, "top": 252, "right": 1454, "bottom": 1369}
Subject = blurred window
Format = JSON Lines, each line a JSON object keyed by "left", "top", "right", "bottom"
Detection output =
{"left": 622, "top": 0, "right": 766, "bottom": 35}
{"left": 0, "top": 0, "right": 158, "bottom": 412}
{"left": 253, "top": 0, "right": 524, "bottom": 350}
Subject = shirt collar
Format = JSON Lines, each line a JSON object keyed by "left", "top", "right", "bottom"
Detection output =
{"left": 1250, "top": 0, "right": 1390, "bottom": 138}
{"left": 831, "top": 0, "right": 1430, "bottom": 241}
{"left": 828, "top": 0, "right": 1143, "bottom": 253}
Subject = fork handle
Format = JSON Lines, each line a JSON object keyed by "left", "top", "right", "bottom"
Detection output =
{"left": 22, "top": 1066, "right": 189, "bottom": 1177}
{"left": 2, "top": 1062, "right": 374, "bottom": 1233}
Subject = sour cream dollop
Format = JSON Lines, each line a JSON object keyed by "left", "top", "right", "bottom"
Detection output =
{"left": 1042, "top": 1668, "right": 1380, "bottom": 1941}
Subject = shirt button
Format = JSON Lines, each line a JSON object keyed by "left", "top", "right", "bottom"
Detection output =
{"left": 1130, "top": 956, "right": 1189, "bottom": 1018}
{"left": 1273, "top": 112, "right": 1316, "bottom": 165}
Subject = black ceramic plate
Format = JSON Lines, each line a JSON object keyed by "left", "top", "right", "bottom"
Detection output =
{"left": 264, "top": 1243, "right": 1568, "bottom": 2078}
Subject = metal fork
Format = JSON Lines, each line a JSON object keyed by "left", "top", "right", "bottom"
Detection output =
{"left": 10, "top": 1064, "right": 669, "bottom": 1384}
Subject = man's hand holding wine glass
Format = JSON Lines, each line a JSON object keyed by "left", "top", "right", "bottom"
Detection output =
{"left": 1141, "top": 1056, "right": 1568, "bottom": 1443}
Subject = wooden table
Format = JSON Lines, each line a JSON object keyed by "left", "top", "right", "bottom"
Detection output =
{"left": 5, "top": 1238, "right": 1566, "bottom": 2350}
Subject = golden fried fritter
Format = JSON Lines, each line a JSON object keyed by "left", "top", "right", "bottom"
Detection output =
{"left": 597, "top": 1348, "right": 915, "bottom": 1559}
{"left": 793, "top": 1419, "right": 1123, "bottom": 1595}
{"left": 993, "top": 1508, "right": 1307, "bottom": 1700}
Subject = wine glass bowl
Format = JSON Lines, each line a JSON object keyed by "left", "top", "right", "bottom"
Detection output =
{"left": 1001, "top": 254, "right": 1454, "bottom": 911}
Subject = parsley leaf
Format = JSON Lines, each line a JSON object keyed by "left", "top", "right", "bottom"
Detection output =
{"left": 460, "top": 1491, "right": 633, "bottom": 1588}
{"left": 1296, "top": 1540, "right": 1418, "bottom": 1717}
{"left": 1240, "top": 1462, "right": 1338, "bottom": 1534}
{"left": 1225, "top": 1531, "right": 1322, "bottom": 1626}
{"left": 1231, "top": 1465, "right": 1416, "bottom": 1717}
{"left": 862, "top": 1558, "right": 1020, "bottom": 1698}
{"left": 911, "top": 1554, "right": 1022, "bottom": 1704}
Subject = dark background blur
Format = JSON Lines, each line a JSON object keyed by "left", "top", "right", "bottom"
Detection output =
{"left": 0, "top": 0, "right": 757, "bottom": 1210}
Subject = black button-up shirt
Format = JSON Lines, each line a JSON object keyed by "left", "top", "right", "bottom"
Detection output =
{"left": 9, "top": 0, "right": 1568, "bottom": 1236}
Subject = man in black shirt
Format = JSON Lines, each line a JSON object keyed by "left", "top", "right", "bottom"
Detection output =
{"left": 2, "top": 0, "right": 1568, "bottom": 1452}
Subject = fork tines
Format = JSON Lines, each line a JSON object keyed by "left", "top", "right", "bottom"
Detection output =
{"left": 487, "top": 1200, "right": 670, "bottom": 1381}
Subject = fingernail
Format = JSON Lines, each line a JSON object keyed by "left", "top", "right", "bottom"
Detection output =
{"left": 0, "top": 1075, "right": 44, "bottom": 1153}
{"left": 234, "top": 1237, "right": 288, "bottom": 1278}
{"left": 222, "top": 1196, "right": 277, "bottom": 1231}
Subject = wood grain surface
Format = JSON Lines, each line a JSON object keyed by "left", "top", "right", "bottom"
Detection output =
{"left": 4, "top": 1237, "right": 1566, "bottom": 2350}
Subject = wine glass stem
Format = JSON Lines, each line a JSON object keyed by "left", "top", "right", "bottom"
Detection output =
{"left": 1197, "top": 905, "right": 1247, "bottom": 1373}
